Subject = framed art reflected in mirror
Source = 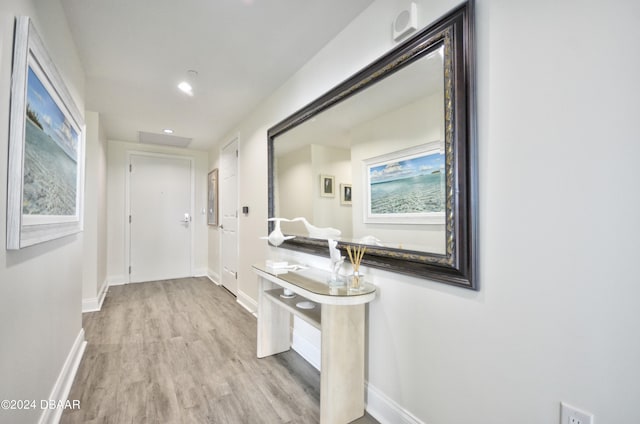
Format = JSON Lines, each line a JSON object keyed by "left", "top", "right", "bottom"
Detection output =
{"left": 341, "top": 184, "right": 352, "bottom": 206}
{"left": 207, "top": 169, "right": 218, "bottom": 226}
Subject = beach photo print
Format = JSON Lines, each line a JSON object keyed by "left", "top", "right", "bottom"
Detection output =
{"left": 364, "top": 142, "right": 445, "bottom": 225}
{"left": 7, "top": 17, "right": 85, "bottom": 249}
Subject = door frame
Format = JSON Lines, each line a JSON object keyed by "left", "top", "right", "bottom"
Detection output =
{"left": 125, "top": 150, "right": 195, "bottom": 283}
{"left": 219, "top": 136, "right": 239, "bottom": 294}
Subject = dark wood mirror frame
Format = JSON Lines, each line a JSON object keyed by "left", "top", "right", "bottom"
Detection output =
{"left": 267, "top": 0, "right": 478, "bottom": 289}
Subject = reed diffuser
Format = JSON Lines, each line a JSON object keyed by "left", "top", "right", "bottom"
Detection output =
{"left": 346, "top": 244, "right": 366, "bottom": 291}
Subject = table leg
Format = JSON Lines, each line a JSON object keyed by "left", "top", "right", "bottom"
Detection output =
{"left": 257, "top": 278, "right": 291, "bottom": 358}
{"left": 320, "top": 303, "right": 365, "bottom": 424}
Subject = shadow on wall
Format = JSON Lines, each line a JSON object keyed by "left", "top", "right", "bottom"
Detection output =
{"left": 5, "top": 234, "right": 80, "bottom": 267}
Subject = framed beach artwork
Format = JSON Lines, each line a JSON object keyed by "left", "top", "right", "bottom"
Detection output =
{"left": 6, "top": 17, "right": 85, "bottom": 249}
{"left": 364, "top": 142, "right": 445, "bottom": 224}
{"left": 340, "top": 183, "right": 352, "bottom": 205}
{"left": 207, "top": 169, "right": 219, "bottom": 226}
{"left": 320, "top": 174, "right": 335, "bottom": 197}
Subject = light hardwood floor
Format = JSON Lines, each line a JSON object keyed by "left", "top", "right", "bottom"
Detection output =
{"left": 61, "top": 277, "right": 379, "bottom": 424}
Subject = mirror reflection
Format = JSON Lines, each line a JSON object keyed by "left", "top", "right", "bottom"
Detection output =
{"left": 272, "top": 45, "right": 445, "bottom": 254}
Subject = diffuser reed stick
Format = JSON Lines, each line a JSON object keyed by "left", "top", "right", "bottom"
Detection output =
{"left": 346, "top": 245, "right": 366, "bottom": 289}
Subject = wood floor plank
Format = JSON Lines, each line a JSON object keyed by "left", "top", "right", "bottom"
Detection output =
{"left": 61, "top": 277, "right": 379, "bottom": 424}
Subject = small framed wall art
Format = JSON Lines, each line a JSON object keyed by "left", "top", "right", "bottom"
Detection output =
{"left": 320, "top": 174, "right": 335, "bottom": 197}
{"left": 340, "top": 183, "right": 352, "bottom": 205}
{"left": 207, "top": 169, "right": 219, "bottom": 226}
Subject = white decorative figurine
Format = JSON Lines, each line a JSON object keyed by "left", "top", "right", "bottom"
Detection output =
{"left": 291, "top": 217, "right": 341, "bottom": 239}
{"left": 356, "top": 235, "right": 385, "bottom": 246}
{"left": 261, "top": 217, "right": 295, "bottom": 247}
{"left": 328, "top": 239, "right": 345, "bottom": 286}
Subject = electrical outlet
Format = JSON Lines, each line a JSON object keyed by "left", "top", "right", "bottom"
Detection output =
{"left": 561, "top": 402, "right": 594, "bottom": 424}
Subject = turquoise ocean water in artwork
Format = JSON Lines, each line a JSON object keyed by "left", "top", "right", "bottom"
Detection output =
{"left": 370, "top": 173, "right": 444, "bottom": 214}
{"left": 23, "top": 119, "right": 77, "bottom": 215}
{"left": 22, "top": 65, "right": 79, "bottom": 216}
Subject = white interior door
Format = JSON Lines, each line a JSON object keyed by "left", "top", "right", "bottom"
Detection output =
{"left": 129, "top": 154, "right": 192, "bottom": 283}
{"left": 220, "top": 138, "right": 238, "bottom": 295}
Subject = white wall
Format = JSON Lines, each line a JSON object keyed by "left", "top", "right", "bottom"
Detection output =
{"left": 106, "top": 140, "right": 209, "bottom": 283}
{"left": 0, "top": 1, "right": 86, "bottom": 423}
{"left": 213, "top": 0, "right": 640, "bottom": 423}
{"left": 311, "top": 144, "right": 352, "bottom": 235}
{"left": 276, "top": 145, "right": 314, "bottom": 236}
{"left": 82, "top": 111, "right": 108, "bottom": 311}
{"left": 276, "top": 145, "right": 352, "bottom": 237}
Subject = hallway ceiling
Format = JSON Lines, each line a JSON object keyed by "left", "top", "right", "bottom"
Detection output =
{"left": 60, "top": 0, "right": 374, "bottom": 150}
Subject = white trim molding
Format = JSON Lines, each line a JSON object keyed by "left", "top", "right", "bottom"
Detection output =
{"left": 38, "top": 329, "right": 86, "bottom": 424}
{"left": 206, "top": 268, "right": 220, "bottom": 285}
{"left": 82, "top": 280, "right": 108, "bottom": 313}
{"left": 192, "top": 268, "right": 208, "bottom": 278}
{"left": 236, "top": 289, "right": 257, "bottom": 317}
{"left": 365, "top": 382, "right": 425, "bottom": 424}
{"left": 105, "top": 275, "right": 127, "bottom": 286}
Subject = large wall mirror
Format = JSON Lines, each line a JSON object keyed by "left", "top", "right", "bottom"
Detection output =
{"left": 268, "top": 1, "right": 477, "bottom": 289}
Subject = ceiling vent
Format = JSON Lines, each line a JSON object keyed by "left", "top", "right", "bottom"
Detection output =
{"left": 138, "top": 131, "right": 192, "bottom": 148}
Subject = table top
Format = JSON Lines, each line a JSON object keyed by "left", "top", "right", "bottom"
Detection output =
{"left": 253, "top": 262, "right": 376, "bottom": 305}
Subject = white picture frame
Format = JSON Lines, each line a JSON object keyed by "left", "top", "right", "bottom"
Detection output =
{"left": 340, "top": 183, "right": 352, "bottom": 205}
{"left": 207, "top": 169, "right": 218, "bottom": 226}
{"left": 6, "top": 17, "right": 85, "bottom": 249}
{"left": 363, "top": 141, "right": 445, "bottom": 225}
{"left": 320, "top": 174, "right": 335, "bottom": 197}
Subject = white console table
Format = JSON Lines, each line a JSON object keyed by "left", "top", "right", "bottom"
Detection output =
{"left": 252, "top": 263, "right": 376, "bottom": 424}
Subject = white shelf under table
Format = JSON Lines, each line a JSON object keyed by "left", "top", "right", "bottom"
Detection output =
{"left": 262, "top": 287, "right": 322, "bottom": 329}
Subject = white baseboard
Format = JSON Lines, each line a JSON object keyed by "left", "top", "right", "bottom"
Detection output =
{"left": 236, "top": 289, "right": 258, "bottom": 317}
{"left": 206, "top": 269, "right": 220, "bottom": 285}
{"left": 38, "top": 329, "right": 86, "bottom": 424}
{"left": 97, "top": 279, "right": 108, "bottom": 308}
{"left": 193, "top": 267, "right": 208, "bottom": 277}
{"left": 105, "top": 275, "right": 127, "bottom": 286}
{"left": 365, "top": 381, "right": 425, "bottom": 424}
{"left": 81, "top": 280, "right": 108, "bottom": 313}
{"left": 81, "top": 297, "right": 99, "bottom": 313}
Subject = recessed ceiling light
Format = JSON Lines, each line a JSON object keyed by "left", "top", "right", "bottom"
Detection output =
{"left": 178, "top": 81, "right": 193, "bottom": 96}
{"left": 163, "top": 128, "right": 174, "bottom": 134}
{"left": 177, "top": 70, "right": 198, "bottom": 96}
